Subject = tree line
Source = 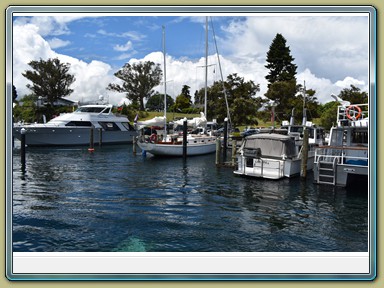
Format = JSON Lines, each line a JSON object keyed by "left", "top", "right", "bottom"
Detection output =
{"left": 13, "top": 33, "right": 368, "bottom": 130}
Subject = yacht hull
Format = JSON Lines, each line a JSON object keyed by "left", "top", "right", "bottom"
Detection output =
{"left": 13, "top": 126, "right": 137, "bottom": 146}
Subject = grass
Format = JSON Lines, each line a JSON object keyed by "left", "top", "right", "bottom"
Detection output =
{"left": 142, "top": 111, "right": 203, "bottom": 122}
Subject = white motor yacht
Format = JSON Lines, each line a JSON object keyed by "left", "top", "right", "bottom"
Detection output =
{"left": 13, "top": 104, "right": 138, "bottom": 146}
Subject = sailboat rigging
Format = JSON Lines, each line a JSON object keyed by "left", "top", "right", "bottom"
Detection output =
{"left": 162, "top": 25, "right": 167, "bottom": 139}
{"left": 136, "top": 20, "right": 217, "bottom": 156}
{"left": 210, "top": 17, "right": 231, "bottom": 126}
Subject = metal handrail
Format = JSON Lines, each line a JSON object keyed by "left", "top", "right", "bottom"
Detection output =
{"left": 315, "top": 148, "right": 368, "bottom": 167}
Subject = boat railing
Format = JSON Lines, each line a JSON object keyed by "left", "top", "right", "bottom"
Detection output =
{"left": 337, "top": 103, "right": 368, "bottom": 126}
{"left": 315, "top": 146, "right": 368, "bottom": 167}
{"left": 14, "top": 122, "right": 62, "bottom": 128}
{"left": 243, "top": 156, "right": 284, "bottom": 178}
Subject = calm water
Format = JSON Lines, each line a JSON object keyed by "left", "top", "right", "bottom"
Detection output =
{"left": 12, "top": 144, "right": 368, "bottom": 252}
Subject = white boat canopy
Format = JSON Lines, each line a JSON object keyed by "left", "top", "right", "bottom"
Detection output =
{"left": 135, "top": 116, "right": 166, "bottom": 130}
{"left": 243, "top": 134, "right": 297, "bottom": 159}
{"left": 173, "top": 112, "right": 207, "bottom": 129}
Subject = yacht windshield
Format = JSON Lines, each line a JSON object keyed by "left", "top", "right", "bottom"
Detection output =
{"left": 76, "top": 107, "right": 110, "bottom": 113}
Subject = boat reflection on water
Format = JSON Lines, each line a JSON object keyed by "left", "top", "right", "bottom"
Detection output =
{"left": 12, "top": 145, "right": 368, "bottom": 252}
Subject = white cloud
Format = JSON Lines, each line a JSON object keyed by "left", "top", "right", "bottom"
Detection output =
{"left": 218, "top": 16, "right": 369, "bottom": 84}
{"left": 297, "top": 69, "right": 368, "bottom": 103}
{"left": 47, "top": 37, "right": 71, "bottom": 49}
{"left": 297, "top": 69, "right": 337, "bottom": 103}
{"left": 126, "top": 51, "right": 268, "bottom": 102}
{"left": 12, "top": 15, "right": 370, "bottom": 108}
{"left": 335, "top": 77, "right": 365, "bottom": 88}
{"left": 13, "top": 15, "right": 84, "bottom": 36}
{"left": 114, "top": 41, "right": 134, "bottom": 52}
{"left": 12, "top": 22, "right": 117, "bottom": 105}
{"left": 115, "top": 52, "right": 137, "bottom": 61}
{"left": 13, "top": 24, "right": 56, "bottom": 98}
{"left": 64, "top": 58, "right": 115, "bottom": 104}
{"left": 98, "top": 29, "right": 146, "bottom": 41}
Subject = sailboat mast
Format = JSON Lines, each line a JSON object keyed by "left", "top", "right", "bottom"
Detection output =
{"left": 302, "top": 80, "right": 307, "bottom": 126}
{"left": 162, "top": 26, "right": 167, "bottom": 138}
{"left": 204, "top": 16, "right": 208, "bottom": 118}
{"left": 210, "top": 17, "right": 232, "bottom": 125}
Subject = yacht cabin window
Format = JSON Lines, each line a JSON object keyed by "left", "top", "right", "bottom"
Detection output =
{"left": 65, "top": 121, "right": 92, "bottom": 127}
{"left": 121, "top": 122, "right": 135, "bottom": 131}
{"left": 330, "top": 128, "right": 367, "bottom": 146}
{"left": 99, "top": 122, "right": 120, "bottom": 131}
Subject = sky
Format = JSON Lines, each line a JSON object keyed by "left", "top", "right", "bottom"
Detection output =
{"left": 11, "top": 12, "right": 371, "bottom": 106}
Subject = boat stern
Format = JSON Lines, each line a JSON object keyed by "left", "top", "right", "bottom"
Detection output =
{"left": 234, "top": 155, "right": 285, "bottom": 179}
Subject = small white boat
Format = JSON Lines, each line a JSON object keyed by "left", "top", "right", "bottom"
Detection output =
{"left": 138, "top": 133, "right": 216, "bottom": 156}
{"left": 13, "top": 104, "right": 138, "bottom": 146}
{"left": 313, "top": 103, "right": 368, "bottom": 187}
{"left": 280, "top": 123, "right": 326, "bottom": 146}
{"left": 279, "top": 107, "right": 326, "bottom": 147}
{"left": 234, "top": 133, "right": 315, "bottom": 179}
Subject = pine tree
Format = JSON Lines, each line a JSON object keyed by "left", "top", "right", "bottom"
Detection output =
{"left": 181, "top": 85, "right": 192, "bottom": 104}
{"left": 12, "top": 85, "right": 18, "bottom": 101}
{"left": 265, "top": 33, "right": 297, "bottom": 85}
{"left": 264, "top": 34, "right": 298, "bottom": 120}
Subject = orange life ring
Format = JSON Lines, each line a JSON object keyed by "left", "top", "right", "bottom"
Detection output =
{"left": 149, "top": 133, "right": 157, "bottom": 142}
{"left": 346, "top": 105, "right": 362, "bottom": 120}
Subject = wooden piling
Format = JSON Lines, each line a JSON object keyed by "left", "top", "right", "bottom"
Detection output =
{"left": 98, "top": 128, "right": 103, "bottom": 147}
{"left": 20, "top": 128, "right": 26, "bottom": 172}
{"left": 300, "top": 128, "right": 309, "bottom": 178}
{"left": 132, "top": 136, "right": 137, "bottom": 154}
{"left": 215, "top": 138, "right": 222, "bottom": 165}
{"left": 88, "top": 128, "right": 95, "bottom": 152}
{"left": 223, "top": 119, "right": 228, "bottom": 162}
{"left": 182, "top": 120, "right": 187, "bottom": 159}
{"left": 231, "top": 139, "right": 237, "bottom": 166}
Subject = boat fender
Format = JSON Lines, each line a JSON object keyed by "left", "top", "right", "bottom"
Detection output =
{"left": 346, "top": 105, "right": 362, "bottom": 120}
{"left": 150, "top": 133, "right": 157, "bottom": 143}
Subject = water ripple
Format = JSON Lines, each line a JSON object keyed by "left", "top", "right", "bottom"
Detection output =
{"left": 12, "top": 146, "right": 368, "bottom": 252}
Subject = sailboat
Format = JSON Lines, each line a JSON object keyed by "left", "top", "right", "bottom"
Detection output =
{"left": 137, "top": 20, "right": 217, "bottom": 156}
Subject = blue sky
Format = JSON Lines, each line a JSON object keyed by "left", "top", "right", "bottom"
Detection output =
{"left": 51, "top": 16, "right": 231, "bottom": 67}
{"left": 12, "top": 11, "right": 371, "bottom": 106}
